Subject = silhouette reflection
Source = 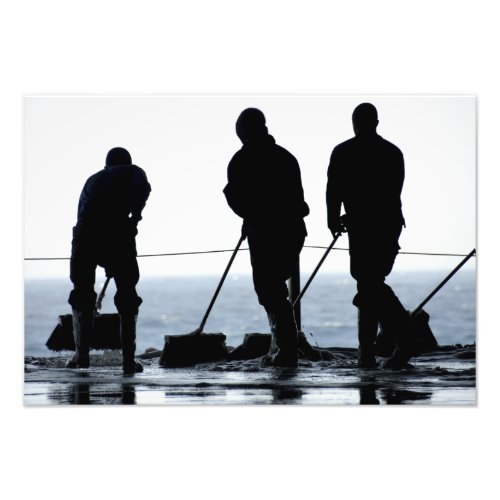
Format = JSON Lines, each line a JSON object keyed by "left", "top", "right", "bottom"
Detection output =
{"left": 48, "top": 381, "right": 137, "bottom": 405}
{"left": 357, "top": 383, "right": 432, "bottom": 405}
{"left": 380, "top": 388, "right": 432, "bottom": 405}
{"left": 359, "top": 384, "right": 380, "bottom": 405}
{"left": 271, "top": 367, "right": 302, "bottom": 403}
{"left": 271, "top": 386, "right": 303, "bottom": 403}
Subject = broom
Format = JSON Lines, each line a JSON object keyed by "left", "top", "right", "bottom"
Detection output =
{"left": 46, "top": 277, "right": 122, "bottom": 351}
{"left": 159, "top": 234, "right": 246, "bottom": 367}
{"left": 376, "top": 248, "right": 476, "bottom": 356}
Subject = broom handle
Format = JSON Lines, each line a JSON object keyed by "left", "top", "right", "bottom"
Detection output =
{"left": 293, "top": 232, "right": 342, "bottom": 306}
{"left": 412, "top": 248, "right": 476, "bottom": 317}
{"left": 95, "top": 276, "right": 111, "bottom": 311}
{"left": 198, "top": 234, "right": 245, "bottom": 332}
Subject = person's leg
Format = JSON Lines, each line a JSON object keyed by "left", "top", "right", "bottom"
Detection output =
{"left": 355, "top": 279, "right": 410, "bottom": 359}
{"left": 250, "top": 228, "right": 304, "bottom": 367}
{"left": 350, "top": 225, "right": 411, "bottom": 367}
{"left": 111, "top": 256, "right": 143, "bottom": 375}
{"left": 356, "top": 306, "right": 379, "bottom": 368}
{"left": 67, "top": 248, "right": 97, "bottom": 368}
{"left": 372, "top": 233, "right": 417, "bottom": 368}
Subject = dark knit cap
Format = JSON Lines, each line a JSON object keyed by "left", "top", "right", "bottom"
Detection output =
{"left": 105, "top": 147, "right": 132, "bottom": 166}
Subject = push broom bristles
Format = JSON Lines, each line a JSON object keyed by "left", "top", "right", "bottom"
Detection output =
{"left": 46, "top": 313, "right": 121, "bottom": 351}
{"left": 159, "top": 234, "right": 245, "bottom": 368}
{"left": 159, "top": 332, "right": 227, "bottom": 367}
{"left": 46, "top": 277, "right": 122, "bottom": 352}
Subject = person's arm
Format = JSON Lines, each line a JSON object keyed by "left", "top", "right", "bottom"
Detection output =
{"left": 396, "top": 149, "right": 405, "bottom": 197}
{"left": 289, "top": 155, "right": 310, "bottom": 218}
{"left": 130, "top": 167, "right": 152, "bottom": 225}
{"left": 223, "top": 155, "right": 251, "bottom": 237}
{"left": 326, "top": 147, "right": 344, "bottom": 234}
{"left": 223, "top": 154, "right": 249, "bottom": 219}
{"left": 396, "top": 149, "right": 405, "bottom": 226}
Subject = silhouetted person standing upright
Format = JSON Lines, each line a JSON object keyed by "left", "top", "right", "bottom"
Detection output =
{"left": 67, "top": 147, "right": 151, "bottom": 374}
{"left": 224, "top": 108, "right": 309, "bottom": 367}
{"left": 326, "top": 103, "right": 413, "bottom": 369}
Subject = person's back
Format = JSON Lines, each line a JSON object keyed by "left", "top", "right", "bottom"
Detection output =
{"left": 75, "top": 162, "right": 151, "bottom": 240}
{"left": 329, "top": 134, "right": 404, "bottom": 226}
{"left": 225, "top": 134, "right": 309, "bottom": 230}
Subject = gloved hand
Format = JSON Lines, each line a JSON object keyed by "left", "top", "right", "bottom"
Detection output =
{"left": 128, "top": 218, "right": 139, "bottom": 236}
{"left": 329, "top": 215, "right": 347, "bottom": 236}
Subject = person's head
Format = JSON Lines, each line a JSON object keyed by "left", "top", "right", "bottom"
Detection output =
{"left": 105, "top": 147, "right": 132, "bottom": 166}
{"left": 235, "top": 108, "right": 268, "bottom": 144}
{"left": 352, "top": 103, "right": 379, "bottom": 136}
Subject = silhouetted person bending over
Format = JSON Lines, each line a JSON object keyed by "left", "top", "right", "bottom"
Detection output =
{"left": 326, "top": 103, "right": 413, "bottom": 369}
{"left": 67, "top": 147, "right": 151, "bottom": 374}
{"left": 224, "top": 108, "right": 309, "bottom": 367}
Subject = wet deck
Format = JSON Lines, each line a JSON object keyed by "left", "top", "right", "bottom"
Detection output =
{"left": 24, "top": 345, "right": 476, "bottom": 405}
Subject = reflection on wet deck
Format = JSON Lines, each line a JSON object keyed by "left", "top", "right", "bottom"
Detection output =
{"left": 24, "top": 346, "right": 476, "bottom": 406}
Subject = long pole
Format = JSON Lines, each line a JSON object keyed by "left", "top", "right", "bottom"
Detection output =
{"left": 197, "top": 234, "right": 245, "bottom": 333}
{"left": 412, "top": 248, "right": 476, "bottom": 316}
{"left": 288, "top": 261, "right": 301, "bottom": 329}
{"left": 293, "top": 232, "right": 342, "bottom": 307}
{"left": 95, "top": 276, "right": 111, "bottom": 312}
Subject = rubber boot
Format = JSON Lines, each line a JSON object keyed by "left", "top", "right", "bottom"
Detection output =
{"left": 297, "top": 331, "right": 334, "bottom": 361}
{"left": 358, "top": 285, "right": 415, "bottom": 370}
{"left": 383, "top": 344, "right": 414, "bottom": 369}
{"left": 120, "top": 314, "right": 143, "bottom": 375}
{"left": 66, "top": 308, "right": 93, "bottom": 368}
{"left": 357, "top": 307, "right": 379, "bottom": 368}
{"left": 382, "top": 310, "right": 415, "bottom": 370}
{"left": 259, "top": 311, "right": 279, "bottom": 365}
{"left": 260, "top": 302, "right": 298, "bottom": 368}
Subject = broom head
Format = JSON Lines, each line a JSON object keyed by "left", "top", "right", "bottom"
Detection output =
{"left": 159, "top": 332, "right": 227, "bottom": 367}
{"left": 46, "top": 313, "right": 122, "bottom": 351}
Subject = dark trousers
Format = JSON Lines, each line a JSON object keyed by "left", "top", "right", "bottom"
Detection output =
{"left": 349, "top": 224, "right": 408, "bottom": 331}
{"left": 68, "top": 231, "right": 142, "bottom": 315}
{"left": 248, "top": 225, "right": 305, "bottom": 313}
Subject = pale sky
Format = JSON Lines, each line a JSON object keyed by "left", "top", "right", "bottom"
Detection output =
{"left": 24, "top": 95, "right": 476, "bottom": 278}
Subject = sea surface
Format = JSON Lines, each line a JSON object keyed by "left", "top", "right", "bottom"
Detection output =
{"left": 24, "top": 270, "right": 476, "bottom": 357}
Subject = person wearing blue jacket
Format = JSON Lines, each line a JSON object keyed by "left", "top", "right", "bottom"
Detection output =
{"left": 67, "top": 147, "right": 151, "bottom": 374}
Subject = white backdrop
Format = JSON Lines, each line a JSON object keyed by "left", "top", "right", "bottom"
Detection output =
{"left": 2, "top": 1, "right": 498, "bottom": 500}
{"left": 25, "top": 95, "right": 475, "bottom": 277}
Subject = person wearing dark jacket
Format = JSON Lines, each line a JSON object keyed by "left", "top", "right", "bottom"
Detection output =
{"left": 224, "top": 108, "right": 309, "bottom": 367}
{"left": 326, "top": 103, "right": 413, "bottom": 369}
{"left": 67, "top": 147, "right": 151, "bottom": 374}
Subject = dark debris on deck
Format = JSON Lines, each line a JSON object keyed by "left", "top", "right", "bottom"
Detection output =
{"left": 24, "top": 344, "right": 476, "bottom": 405}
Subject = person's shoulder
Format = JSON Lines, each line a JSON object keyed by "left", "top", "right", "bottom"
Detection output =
{"left": 228, "top": 147, "right": 246, "bottom": 167}
{"left": 129, "top": 166, "right": 151, "bottom": 191}
{"left": 129, "top": 164, "right": 148, "bottom": 176}
{"left": 112, "top": 164, "right": 148, "bottom": 181}
{"left": 378, "top": 136, "right": 403, "bottom": 156}
{"left": 331, "top": 137, "right": 356, "bottom": 155}
{"left": 274, "top": 143, "right": 299, "bottom": 164}
{"left": 84, "top": 168, "right": 105, "bottom": 186}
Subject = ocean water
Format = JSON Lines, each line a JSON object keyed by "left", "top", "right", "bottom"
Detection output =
{"left": 24, "top": 270, "right": 476, "bottom": 357}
